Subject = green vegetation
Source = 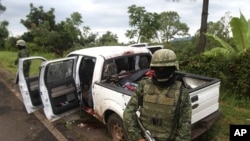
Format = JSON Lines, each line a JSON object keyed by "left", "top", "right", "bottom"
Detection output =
{"left": 0, "top": 1, "right": 249, "bottom": 140}
{"left": 1, "top": 49, "right": 250, "bottom": 141}
{"left": 0, "top": 51, "right": 57, "bottom": 75}
{"left": 204, "top": 12, "right": 250, "bottom": 59}
{"left": 0, "top": 51, "right": 17, "bottom": 73}
{"left": 126, "top": 5, "right": 189, "bottom": 43}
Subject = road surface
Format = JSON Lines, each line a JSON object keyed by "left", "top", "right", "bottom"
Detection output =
{"left": 0, "top": 76, "right": 58, "bottom": 141}
{"left": 0, "top": 66, "right": 111, "bottom": 141}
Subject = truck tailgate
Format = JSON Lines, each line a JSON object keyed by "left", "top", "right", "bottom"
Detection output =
{"left": 180, "top": 72, "right": 221, "bottom": 124}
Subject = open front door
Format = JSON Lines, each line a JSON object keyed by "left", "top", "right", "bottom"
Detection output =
{"left": 39, "top": 57, "right": 80, "bottom": 121}
{"left": 18, "top": 56, "right": 47, "bottom": 114}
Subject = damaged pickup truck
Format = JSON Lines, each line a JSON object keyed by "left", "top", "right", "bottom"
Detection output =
{"left": 17, "top": 46, "right": 221, "bottom": 141}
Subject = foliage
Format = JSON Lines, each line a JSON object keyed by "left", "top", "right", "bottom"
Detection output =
{"left": 204, "top": 33, "right": 235, "bottom": 59}
{"left": 3, "top": 36, "right": 17, "bottom": 51}
{"left": 126, "top": 5, "right": 157, "bottom": 42}
{"left": 16, "top": 3, "right": 120, "bottom": 56}
{"left": 21, "top": 4, "right": 56, "bottom": 30}
{"left": 0, "top": 20, "right": 9, "bottom": 49}
{"left": 158, "top": 11, "right": 189, "bottom": 43}
{"left": 98, "top": 31, "right": 118, "bottom": 45}
{"left": 126, "top": 5, "right": 189, "bottom": 44}
{"left": 204, "top": 12, "right": 250, "bottom": 58}
{"left": 20, "top": 4, "right": 86, "bottom": 56}
{"left": 0, "top": 1, "right": 8, "bottom": 49}
{"left": 206, "top": 12, "right": 232, "bottom": 41}
{"left": 79, "top": 26, "right": 98, "bottom": 46}
{"left": 205, "top": 12, "right": 233, "bottom": 51}
{"left": 0, "top": 0, "right": 6, "bottom": 14}
{"left": 180, "top": 49, "right": 250, "bottom": 98}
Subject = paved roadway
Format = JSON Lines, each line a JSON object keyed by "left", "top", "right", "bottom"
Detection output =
{"left": 0, "top": 78, "right": 59, "bottom": 141}
{"left": 0, "top": 66, "right": 70, "bottom": 141}
{"left": 0, "top": 66, "right": 111, "bottom": 141}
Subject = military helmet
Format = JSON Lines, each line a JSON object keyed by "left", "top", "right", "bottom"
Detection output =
{"left": 150, "top": 49, "right": 179, "bottom": 70}
{"left": 16, "top": 39, "right": 26, "bottom": 46}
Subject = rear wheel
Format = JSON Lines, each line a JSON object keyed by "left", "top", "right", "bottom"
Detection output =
{"left": 107, "top": 113, "right": 128, "bottom": 141}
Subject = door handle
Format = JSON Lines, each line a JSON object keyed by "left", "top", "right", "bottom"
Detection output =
{"left": 192, "top": 104, "right": 199, "bottom": 109}
{"left": 191, "top": 95, "right": 198, "bottom": 103}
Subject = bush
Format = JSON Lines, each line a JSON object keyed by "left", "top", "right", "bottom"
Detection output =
{"left": 180, "top": 49, "right": 250, "bottom": 99}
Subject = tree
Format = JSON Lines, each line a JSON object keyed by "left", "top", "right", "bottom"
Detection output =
{"left": 20, "top": 3, "right": 56, "bottom": 48}
{"left": 207, "top": 12, "right": 232, "bottom": 41}
{"left": 98, "top": 31, "right": 118, "bottom": 45}
{"left": 126, "top": 5, "right": 147, "bottom": 43}
{"left": 204, "top": 13, "right": 250, "bottom": 59}
{"left": 20, "top": 4, "right": 85, "bottom": 55}
{"left": 0, "top": 0, "right": 6, "bottom": 14}
{"left": 0, "top": 1, "right": 8, "bottom": 49}
{"left": 62, "top": 12, "right": 83, "bottom": 44}
{"left": 196, "top": 0, "right": 209, "bottom": 53}
{"left": 139, "top": 12, "right": 160, "bottom": 42}
{"left": 79, "top": 26, "right": 98, "bottom": 46}
{"left": 53, "top": 12, "right": 83, "bottom": 55}
{"left": 126, "top": 5, "right": 189, "bottom": 43}
{"left": 21, "top": 4, "right": 56, "bottom": 31}
{"left": 158, "top": 11, "right": 189, "bottom": 43}
{"left": 204, "top": 12, "right": 233, "bottom": 50}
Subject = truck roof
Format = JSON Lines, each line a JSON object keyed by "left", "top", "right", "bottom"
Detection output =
{"left": 68, "top": 46, "right": 151, "bottom": 59}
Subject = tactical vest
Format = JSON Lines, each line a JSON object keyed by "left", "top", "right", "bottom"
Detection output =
{"left": 139, "top": 79, "right": 182, "bottom": 140}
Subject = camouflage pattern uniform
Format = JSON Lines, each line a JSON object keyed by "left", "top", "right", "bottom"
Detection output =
{"left": 15, "top": 40, "right": 30, "bottom": 77}
{"left": 123, "top": 49, "right": 192, "bottom": 141}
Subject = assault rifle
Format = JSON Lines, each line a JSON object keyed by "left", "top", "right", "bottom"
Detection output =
{"left": 137, "top": 117, "right": 156, "bottom": 141}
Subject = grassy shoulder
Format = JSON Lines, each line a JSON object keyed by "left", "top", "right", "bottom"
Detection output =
{"left": 1, "top": 50, "right": 249, "bottom": 141}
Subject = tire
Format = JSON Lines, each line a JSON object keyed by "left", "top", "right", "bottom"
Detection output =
{"left": 107, "top": 113, "right": 128, "bottom": 141}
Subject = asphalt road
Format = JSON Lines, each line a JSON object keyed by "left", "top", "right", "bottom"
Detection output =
{"left": 0, "top": 78, "right": 58, "bottom": 141}
{"left": 0, "top": 66, "right": 111, "bottom": 141}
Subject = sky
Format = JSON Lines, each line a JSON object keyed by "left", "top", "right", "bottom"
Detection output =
{"left": 1, "top": 0, "right": 249, "bottom": 43}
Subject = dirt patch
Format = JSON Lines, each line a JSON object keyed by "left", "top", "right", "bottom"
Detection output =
{"left": 54, "top": 110, "right": 112, "bottom": 141}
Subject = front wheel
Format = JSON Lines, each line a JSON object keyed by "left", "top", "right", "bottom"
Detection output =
{"left": 107, "top": 113, "right": 128, "bottom": 141}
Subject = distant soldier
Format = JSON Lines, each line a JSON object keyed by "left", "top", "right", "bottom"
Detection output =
{"left": 15, "top": 39, "right": 30, "bottom": 77}
{"left": 123, "top": 49, "right": 192, "bottom": 141}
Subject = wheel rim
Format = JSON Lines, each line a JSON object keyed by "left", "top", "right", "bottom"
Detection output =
{"left": 111, "top": 122, "right": 124, "bottom": 141}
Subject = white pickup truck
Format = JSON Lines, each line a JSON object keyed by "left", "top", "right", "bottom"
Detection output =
{"left": 17, "top": 46, "right": 221, "bottom": 141}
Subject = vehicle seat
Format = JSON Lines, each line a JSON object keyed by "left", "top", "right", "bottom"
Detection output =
{"left": 103, "top": 62, "right": 118, "bottom": 81}
{"left": 80, "top": 59, "right": 95, "bottom": 86}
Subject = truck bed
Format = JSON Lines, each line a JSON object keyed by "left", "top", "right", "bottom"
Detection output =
{"left": 99, "top": 70, "right": 221, "bottom": 123}
{"left": 177, "top": 71, "right": 221, "bottom": 124}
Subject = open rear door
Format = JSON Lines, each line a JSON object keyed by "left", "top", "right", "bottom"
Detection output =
{"left": 39, "top": 57, "right": 80, "bottom": 121}
{"left": 18, "top": 56, "right": 47, "bottom": 114}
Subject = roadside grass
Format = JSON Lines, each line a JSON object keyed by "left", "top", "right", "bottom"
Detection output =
{"left": 0, "top": 51, "right": 18, "bottom": 73}
{"left": 1, "top": 50, "right": 249, "bottom": 140}
{"left": 0, "top": 51, "right": 57, "bottom": 77}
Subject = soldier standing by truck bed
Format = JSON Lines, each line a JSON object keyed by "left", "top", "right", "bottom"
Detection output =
{"left": 123, "top": 49, "right": 192, "bottom": 141}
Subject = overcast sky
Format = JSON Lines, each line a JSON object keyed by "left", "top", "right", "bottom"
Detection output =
{"left": 1, "top": 0, "right": 249, "bottom": 43}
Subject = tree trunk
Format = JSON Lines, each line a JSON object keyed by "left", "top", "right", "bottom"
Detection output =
{"left": 197, "top": 0, "right": 209, "bottom": 53}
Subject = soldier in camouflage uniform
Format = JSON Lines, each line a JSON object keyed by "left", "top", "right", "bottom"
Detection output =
{"left": 15, "top": 39, "right": 30, "bottom": 77}
{"left": 123, "top": 49, "right": 192, "bottom": 141}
